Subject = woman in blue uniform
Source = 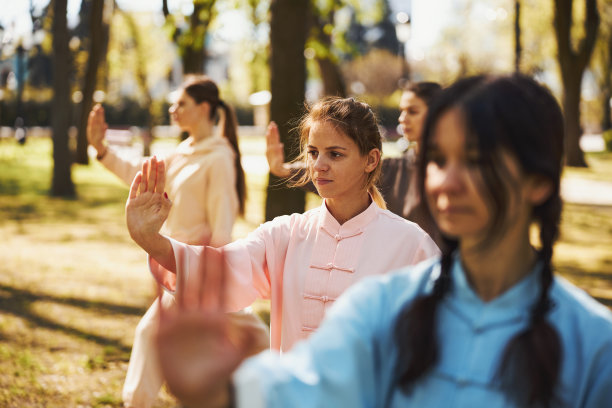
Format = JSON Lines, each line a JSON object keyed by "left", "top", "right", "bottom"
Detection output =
{"left": 152, "top": 74, "right": 612, "bottom": 408}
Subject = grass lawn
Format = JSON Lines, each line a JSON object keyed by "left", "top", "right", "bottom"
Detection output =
{"left": 0, "top": 137, "right": 611, "bottom": 407}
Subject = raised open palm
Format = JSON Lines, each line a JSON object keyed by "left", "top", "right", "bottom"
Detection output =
{"left": 265, "top": 121, "right": 291, "bottom": 178}
{"left": 126, "top": 157, "right": 172, "bottom": 246}
{"left": 155, "top": 246, "right": 257, "bottom": 407}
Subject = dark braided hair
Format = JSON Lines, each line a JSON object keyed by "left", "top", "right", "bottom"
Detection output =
{"left": 394, "top": 74, "right": 564, "bottom": 406}
{"left": 183, "top": 75, "right": 247, "bottom": 215}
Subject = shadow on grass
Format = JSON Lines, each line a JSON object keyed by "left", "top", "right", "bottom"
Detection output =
{"left": 0, "top": 284, "right": 147, "bottom": 357}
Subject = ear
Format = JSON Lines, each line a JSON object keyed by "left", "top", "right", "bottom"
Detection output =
{"left": 364, "top": 148, "right": 381, "bottom": 174}
{"left": 525, "top": 174, "right": 553, "bottom": 205}
{"left": 199, "top": 101, "right": 211, "bottom": 118}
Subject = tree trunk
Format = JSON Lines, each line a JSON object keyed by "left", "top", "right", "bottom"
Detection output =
{"left": 514, "top": 0, "right": 521, "bottom": 72}
{"left": 182, "top": 0, "right": 216, "bottom": 74}
{"left": 310, "top": 6, "right": 346, "bottom": 97}
{"left": 317, "top": 57, "right": 346, "bottom": 97}
{"left": 602, "top": 90, "right": 611, "bottom": 131}
{"left": 75, "top": 0, "right": 107, "bottom": 165}
{"left": 554, "top": 0, "right": 600, "bottom": 167}
{"left": 265, "top": 0, "right": 309, "bottom": 221}
{"left": 51, "top": 0, "right": 76, "bottom": 197}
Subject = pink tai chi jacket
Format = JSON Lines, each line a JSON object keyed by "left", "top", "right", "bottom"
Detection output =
{"left": 150, "top": 200, "right": 440, "bottom": 352}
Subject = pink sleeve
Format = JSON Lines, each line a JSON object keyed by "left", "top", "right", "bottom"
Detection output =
{"left": 411, "top": 233, "right": 441, "bottom": 264}
{"left": 149, "top": 218, "right": 291, "bottom": 312}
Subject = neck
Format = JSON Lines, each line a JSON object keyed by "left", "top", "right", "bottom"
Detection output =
{"left": 326, "top": 191, "right": 371, "bottom": 225}
{"left": 460, "top": 221, "right": 537, "bottom": 302}
{"left": 189, "top": 120, "right": 214, "bottom": 143}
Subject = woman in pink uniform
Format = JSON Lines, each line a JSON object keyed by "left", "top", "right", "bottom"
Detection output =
{"left": 125, "top": 97, "right": 440, "bottom": 352}
{"left": 87, "top": 75, "right": 269, "bottom": 408}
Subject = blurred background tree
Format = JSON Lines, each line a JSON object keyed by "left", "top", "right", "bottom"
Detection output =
{"left": 554, "top": 0, "right": 599, "bottom": 167}
{"left": 50, "top": 0, "right": 75, "bottom": 197}
{"left": 264, "top": 0, "right": 309, "bottom": 220}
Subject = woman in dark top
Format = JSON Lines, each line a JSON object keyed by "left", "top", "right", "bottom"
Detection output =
{"left": 266, "top": 82, "right": 442, "bottom": 242}
{"left": 380, "top": 82, "right": 442, "bottom": 242}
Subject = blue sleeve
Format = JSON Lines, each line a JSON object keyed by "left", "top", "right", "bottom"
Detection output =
{"left": 235, "top": 276, "right": 396, "bottom": 408}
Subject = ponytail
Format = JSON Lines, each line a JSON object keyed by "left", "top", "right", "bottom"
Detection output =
{"left": 217, "top": 100, "right": 246, "bottom": 216}
{"left": 368, "top": 185, "right": 386, "bottom": 210}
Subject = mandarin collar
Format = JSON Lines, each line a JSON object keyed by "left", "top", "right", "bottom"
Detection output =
{"left": 318, "top": 198, "right": 380, "bottom": 238}
{"left": 446, "top": 254, "right": 542, "bottom": 329}
{"left": 174, "top": 135, "right": 229, "bottom": 156}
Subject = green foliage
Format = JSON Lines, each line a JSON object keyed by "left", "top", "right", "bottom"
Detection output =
{"left": 107, "top": 11, "right": 175, "bottom": 106}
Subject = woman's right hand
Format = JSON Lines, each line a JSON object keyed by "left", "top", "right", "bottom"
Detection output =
{"left": 87, "top": 104, "right": 108, "bottom": 157}
{"left": 265, "top": 121, "right": 291, "bottom": 178}
{"left": 156, "top": 246, "right": 256, "bottom": 407}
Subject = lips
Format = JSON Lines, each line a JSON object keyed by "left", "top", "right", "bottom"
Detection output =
{"left": 315, "top": 178, "right": 332, "bottom": 186}
{"left": 437, "top": 205, "right": 471, "bottom": 215}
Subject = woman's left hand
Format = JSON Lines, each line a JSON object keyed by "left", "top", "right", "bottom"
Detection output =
{"left": 126, "top": 157, "right": 172, "bottom": 256}
{"left": 156, "top": 247, "right": 256, "bottom": 407}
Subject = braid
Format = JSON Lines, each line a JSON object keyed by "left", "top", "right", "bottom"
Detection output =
{"left": 496, "top": 194, "right": 562, "bottom": 406}
{"left": 394, "top": 239, "right": 457, "bottom": 391}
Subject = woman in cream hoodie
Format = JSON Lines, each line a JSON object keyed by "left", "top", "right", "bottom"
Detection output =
{"left": 87, "top": 75, "right": 269, "bottom": 408}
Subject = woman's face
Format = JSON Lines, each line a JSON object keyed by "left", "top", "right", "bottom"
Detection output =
{"left": 168, "top": 90, "right": 206, "bottom": 132}
{"left": 424, "top": 109, "right": 492, "bottom": 243}
{"left": 306, "top": 121, "right": 378, "bottom": 200}
{"left": 398, "top": 91, "right": 428, "bottom": 143}
{"left": 425, "top": 108, "right": 543, "bottom": 248}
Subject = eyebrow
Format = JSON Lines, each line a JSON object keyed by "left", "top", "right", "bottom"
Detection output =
{"left": 307, "top": 145, "right": 348, "bottom": 150}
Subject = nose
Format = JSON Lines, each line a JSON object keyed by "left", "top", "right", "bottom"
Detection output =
{"left": 398, "top": 110, "right": 407, "bottom": 124}
{"left": 426, "top": 161, "right": 465, "bottom": 196}
{"left": 313, "top": 155, "right": 329, "bottom": 172}
{"left": 169, "top": 104, "right": 177, "bottom": 115}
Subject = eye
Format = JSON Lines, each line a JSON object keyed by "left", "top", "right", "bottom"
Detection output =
{"left": 307, "top": 149, "right": 318, "bottom": 159}
{"left": 330, "top": 151, "right": 343, "bottom": 158}
{"left": 465, "top": 152, "right": 484, "bottom": 168}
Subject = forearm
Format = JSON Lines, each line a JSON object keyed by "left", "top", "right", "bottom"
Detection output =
{"left": 133, "top": 231, "right": 176, "bottom": 273}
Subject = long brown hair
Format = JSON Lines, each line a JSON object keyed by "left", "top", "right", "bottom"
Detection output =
{"left": 292, "top": 97, "right": 386, "bottom": 209}
{"left": 182, "top": 76, "right": 246, "bottom": 215}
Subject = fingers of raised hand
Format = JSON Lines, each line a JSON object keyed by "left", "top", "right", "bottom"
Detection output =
{"left": 266, "top": 121, "right": 280, "bottom": 144}
{"left": 141, "top": 159, "right": 150, "bottom": 193}
{"left": 129, "top": 171, "right": 143, "bottom": 200}
{"left": 155, "top": 159, "right": 166, "bottom": 194}
{"left": 147, "top": 157, "right": 158, "bottom": 193}
{"left": 177, "top": 247, "right": 227, "bottom": 314}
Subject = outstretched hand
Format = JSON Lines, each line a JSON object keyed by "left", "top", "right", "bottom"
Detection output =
{"left": 87, "top": 104, "right": 108, "bottom": 156}
{"left": 126, "top": 157, "right": 172, "bottom": 254}
{"left": 265, "top": 121, "right": 291, "bottom": 178}
{"left": 156, "top": 246, "right": 256, "bottom": 407}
